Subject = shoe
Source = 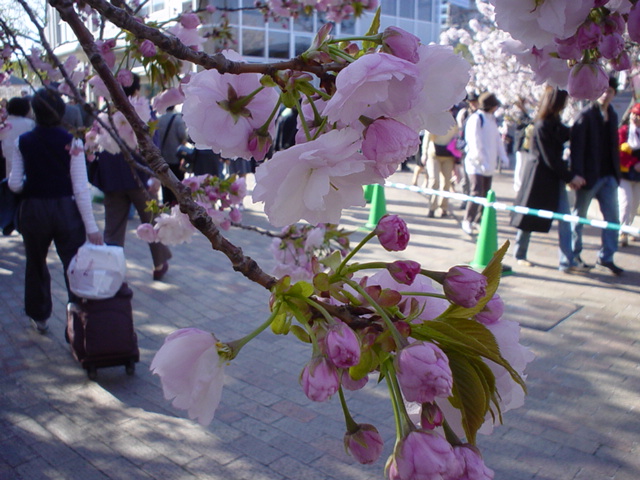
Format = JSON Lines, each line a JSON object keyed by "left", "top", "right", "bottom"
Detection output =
{"left": 459, "top": 202, "right": 467, "bottom": 210}
{"left": 440, "top": 210, "right": 449, "bottom": 218}
{"left": 153, "top": 261, "right": 169, "bottom": 281}
{"left": 619, "top": 233, "right": 628, "bottom": 247}
{"left": 461, "top": 220, "right": 477, "bottom": 235}
{"left": 561, "top": 265, "right": 591, "bottom": 275}
{"left": 574, "top": 256, "right": 592, "bottom": 269}
{"left": 516, "top": 259, "right": 534, "bottom": 267}
{"left": 30, "top": 318, "right": 49, "bottom": 334}
{"left": 427, "top": 209, "right": 435, "bottom": 218}
{"left": 596, "top": 260, "right": 624, "bottom": 276}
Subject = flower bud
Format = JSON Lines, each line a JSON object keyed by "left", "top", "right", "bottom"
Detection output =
{"left": 375, "top": 215, "right": 410, "bottom": 251}
{"left": 475, "top": 294, "right": 504, "bottom": 325}
{"left": 629, "top": 2, "right": 640, "bottom": 44}
{"left": 599, "top": 33, "right": 624, "bottom": 60}
{"left": 300, "top": 356, "right": 339, "bottom": 402}
{"left": 136, "top": 223, "right": 158, "bottom": 243}
{"left": 341, "top": 370, "right": 368, "bottom": 391}
{"left": 420, "top": 402, "right": 444, "bottom": 430}
{"left": 139, "top": 39, "right": 157, "bottom": 58}
{"left": 443, "top": 266, "right": 487, "bottom": 308}
{"left": 387, "top": 260, "right": 421, "bottom": 285}
{"left": 381, "top": 26, "right": 420, "bottom": 63}
{"left": 567, "top": 62, "right": 608, "bottom": 101}
{"left": 116, "top": 69, "right": 133, "bottom": 87}
{"left": 395, "top": 341, "right": 453, "bottom": 403}
{"left": 180, "top": 12, "right": 200, "bottom": 29}
{"left": 453, "top": 444, "right": 495, "bottom": 479}
{"left": 324, "top": 321, "right": 361, "bottom": 368}
{"left": 385, "top": 430, "right": 462, "bottom": 480}
{"left": 344, "top": 424, "right": 384, "bottom": 464}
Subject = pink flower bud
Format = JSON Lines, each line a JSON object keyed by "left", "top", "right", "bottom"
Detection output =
{"left": 599, "top": 33, "right": 624, "bottom": 59}
{"left": 375, "top": 215, "right": 410, "bottom": 251}
{"left": 443, "top": 266, "right": 487, "bottom": 308}
{"left": 567, "top": 62, "right": 608, "bottom": 101}
{"left": 387, "top": 260, "right": 421, "bottom": 285}
{"left": 324, "top": 321, "right": 361, "bottom": 368}
{"left": 575, "top": 22, "right": 601, "bottom": 50}
{"left": 229, "top": 207, "right": 242, "bottom": 223}
{"left": 247, "top": 130, "right": 272, "bottom": 162}
{"left": 344, "top": 424, "right": 384, "bottom": 464}
{"left": 475, "top": 294, "right": 504, "bottom": 325}
{"left": 420, "top": 402, "right": 444, "bottom": 430}
{"left": 136, "top": 223, "right": 158, "bottom": 243}
{"left": 395, "top": 341, "right": 453, "bottom": 403}
{"left": 381, "top": 26, "right": 421, "bottom": 64}
{"left": 341, "top": 370, "right": 368, "bottom": 391}
{"left": 611, "top": 51, "right": 631, "bottom": 72}
{"left": 180, "top": 12, "right": 201, "bottom": 29}
{"left": 385, "top": 430, "right": 462, "bottom": 480}
{"left": 362, "top": 117, "right": 421, "bottom": 177}
{"left": 300, "top": 356, "right": 339, "bottom": 402}
{"left": 554, "top": 35, "right": 581, "bottom": 60}
{"left": 139, "top": 39, "right": 157, "bottom": 58}
{"left": 116, "top": 69, "right": 134, "bottom": 88}
{"left": 453, "top": 445, "right": 495, "bottom": 480}
{"left": 629, "top": 2, "right": 640, "bottom": 44}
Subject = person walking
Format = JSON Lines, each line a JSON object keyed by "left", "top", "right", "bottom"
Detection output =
{"left": 0, "top": 97, "right": 35, "bottom": 179}
{"left": 570, "top": 77, "right": 623, "bottom": 276}
{"left": 7, "top": 88, "right": 103, "bottom": 333}
{"left": 423, "top": 121, "right": 459, "bottom": 218}
{"left": 461, "top": 92, "right": 509, "bottom": 235}
{"left": 157, "top": 105, "right": 188, "bottom": 205}
{"left": 617, "top": 103, "right": 640, "bottom": 247}
{"left": 454, "top": 92, "right": 479, "bottom": 209}
{"left": 509, "top": 87, "right": 587, "bottom": 273}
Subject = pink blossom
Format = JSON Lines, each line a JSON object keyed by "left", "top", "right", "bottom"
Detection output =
{"left": 154, "top": 205, "right": 197, "bottom": 246}
{"left": 150, "top": 328, "right": 225, "bottom": 426}
{"left": 554, "top": 35, "right": 582, "bottom": 60}
{"left": 362, "top": 118, "right": 421, "bottom": 177}
{"left": 229, "top": 207, "right": 242, "bottom": 223}
{"left": 322, "top": 52, "right": 421, "bottom": 128}
{"left": 575, "top": 22, "right": 602, "bottom": 50}
{"left": 341, "top": 370, "right": 368, "bottom": 391}
{"left": 489, "top": 0, "right": 593, "bottom": 48}
{"left": 375, "top": 215, "right": 409, "bottom": 252}
{"left": 139, "top": 39, "right": 157, "bottom": 57}
{"left": 88, "top": 75, "right": 111, "bottom": 100}
{"left": 344, "top": 424, "right": 384, "bottom": 464}
{"left": 387, "top": 260, "right": 421, "bottom": 285}
{"left": 247, "top": 130, "right": 273, "bottom": 162}
{"left": 136, "top": 223, "right": 158, "bottom": 243}
{"left": 629, "top": 1, "right": 640, "bottom": 43}
{"left": 612, "top": 52, "right": 631, "bottom": 71}
{"left": 475, "top": 294, "right": 504, "bottom": 325}
{"left": 502, "top": 41, "right": 570, "bottom": 88}
{"left": 420, "top": 402, "right": 444, "bottom": 430}
{"left": 300, "top": 356, "right": 340, "bottom": 402}
{"left": 152, "top": 87, "right": 185, "bottom": 113}
{"left": 167, "top": 23, "right": 205, "bottom": 50}
{"left": 453, "top": 445, "right": 494, "bottom": 480}
{"left": 386, "top": 430, "right": 462, "bottom": 480}
{"left": 253, "top": 129, "right": 380, "bottom": 227}
{"left": 324, "top": 321, "right": 360, "bottom": 368}
{"left": 603, "top": 12, "right": 625, "bottom": 34}
{"left": 567, "top": 62, "right": 608, "bottom": 100}
{"left": 180, "top": 12, "right": 201, "bottom": 29}
{"left": 381, "top": 26, "right": 420, "bottom": 63}
{"left": 396, "top": 44, "right": 470, "bottom": 135}
{"left": 96, "top": 39, "right": 116, "bottom": 69}
{"left": 395, "top": 341, "right": 453, "bottom": 403}
{"left": 443, "top": 266, "right": 487, "bottom": 308}
{"left": 116, "top": 69, "right": 134, "bottom": 88}
{"left": 182, "top": 50, "right": 279, "bottom": 160}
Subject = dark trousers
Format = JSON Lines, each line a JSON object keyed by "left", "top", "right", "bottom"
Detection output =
{"left": 465, "top": 174, "right": 493, "bottom": 223}
{"left": 103, "top": 188, "right": 172, "bottom": 269}
{"left": 161, "top": 163, "right": 184, "bottom": 205}
{"left": 19, "top": 197, "right": 86, "bottom": 321}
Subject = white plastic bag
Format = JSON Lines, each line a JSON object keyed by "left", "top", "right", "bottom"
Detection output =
{"left": 68, "top": 243, "right": 126, "bottom": 300}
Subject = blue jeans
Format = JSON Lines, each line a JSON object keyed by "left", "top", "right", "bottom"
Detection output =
{"left": 572, "top": 175, "right": 620, "bottom": 263}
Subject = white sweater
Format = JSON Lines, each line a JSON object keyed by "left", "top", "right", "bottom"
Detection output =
{"left": 464, "top": 111, "right": 509, "bottom": 176}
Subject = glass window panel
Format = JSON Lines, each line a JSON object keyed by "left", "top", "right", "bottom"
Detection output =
{"left": 182, "top": 1, "right": 192, "bottom": 13}
{"left": 340, "top": 18, "right": 355, "bottom": 34}
{"left": 417, "top": 0, "right": 434, "bottom": 21}
{"left": 242, "top": 4, "right": 265, "bottom": 27}
{"left": 268, "top": 31, "right": 290, "bottom": 59}
{"left": 381, "top": 0, "right": 397, "bottom": 15}
{"left": 399, "top": 0, "right": 414, "bottom": 18}
{"left": 294, "top": 13, "right": 315, "bottom": 32}
{"left": 152, "top": 0, "right": 165, "bottom": 13}
{"left": 242, "top": 28, "right": 265, "bottom": 58}
{"left": 295, "top": 36, "right": 312, "bottom": 56}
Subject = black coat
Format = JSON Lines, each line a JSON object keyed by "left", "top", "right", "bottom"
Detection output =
{"left": 570, "top": 103, "right": 620, "bottom": 189}
{"left": 510, "top": 117, "right": 573, "bottom": 233}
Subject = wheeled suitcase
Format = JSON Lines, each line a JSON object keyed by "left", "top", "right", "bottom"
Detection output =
{"left": 66, "top": 283, "right": 139, "bottom": 380}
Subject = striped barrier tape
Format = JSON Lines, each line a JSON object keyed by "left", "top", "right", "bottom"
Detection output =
{"left": 385, "top": 182, "right": 640, "bottom": 237}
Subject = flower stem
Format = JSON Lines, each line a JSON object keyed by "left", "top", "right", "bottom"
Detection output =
{"left": 338, "top": 386, "right": 359, "bottom": 432}
{"left": 222, "top": 302, "right": 281, "bottom": 359}
{"left": 336, "top": 230, "right": 376, "bottom": 276}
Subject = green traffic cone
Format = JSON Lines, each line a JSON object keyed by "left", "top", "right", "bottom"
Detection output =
{"left": 470, "top": 190, "right": 498, "bottom": 271}
{"left": 365, "top": 184, "right": 387, "bottom": 229}
{"left": 363, "top": 184, "right": 373, "bottom": 203}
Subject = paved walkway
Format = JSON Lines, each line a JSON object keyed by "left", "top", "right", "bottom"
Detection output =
{"left": 1, "top": 169, "right": 639, "bottom": 480}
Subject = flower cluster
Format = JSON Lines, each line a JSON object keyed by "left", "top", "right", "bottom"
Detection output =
{"left": 136, "top": 174, "right": 246, "bottom": 245}
{"left": 151, "top": 215, "right": 533, "bottom": 478}
{"left": 259, "top": 0, "right": 379, "bottom": 23}
{"left": 488, "top": 0, "right": 638, "bottom": 99}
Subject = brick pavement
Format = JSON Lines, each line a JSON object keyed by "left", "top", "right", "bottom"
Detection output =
{"left": 1, "top": 169, "right": 639, "bottom": 480}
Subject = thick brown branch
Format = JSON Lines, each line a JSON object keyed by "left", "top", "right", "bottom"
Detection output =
{"left": 49, "top": 0, "right": 277, "bottom": 291}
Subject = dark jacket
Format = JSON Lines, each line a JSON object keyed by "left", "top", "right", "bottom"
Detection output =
{"left": 90, "top": 151, "right": 148, "bottom": 193}
{"left": 570, "top": 103, "right": 620, "bottom": 189}
{"left": 510, "top": 117, "right": 573, "bottom": 233}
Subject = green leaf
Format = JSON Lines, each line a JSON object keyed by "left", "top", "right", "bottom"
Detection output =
{"left": 446, "top": 351, "right": 494, "bottom": 444}
{"left": 290, "top": 325, "right": 311, "bottom": 343}
{"left": 349, "top": 347, "right": 378, "bottom": 380}
{"left": 313, "top": 272, "right": 330, "bottom": 292}
{"left": 320, "top": 250, "right": 343, "bottom": 271}
{"left": 364, "top": 7, "right": 381, "bottom": 38}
